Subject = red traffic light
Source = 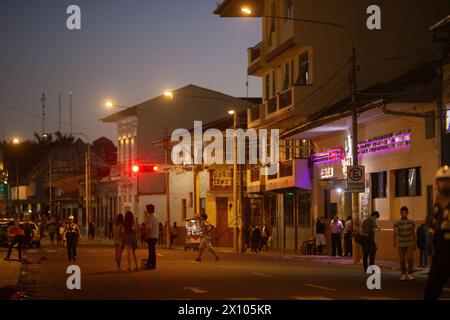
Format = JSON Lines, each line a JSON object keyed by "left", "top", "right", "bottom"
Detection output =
{"left": 131, "top": 164, "right": 159, "bottom": 173}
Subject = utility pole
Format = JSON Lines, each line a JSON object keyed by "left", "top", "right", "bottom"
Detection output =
{"left": 49, "top": 155, "right": 52, "bottom": 219}
{"left": 350, "top": 48, "right": 361, "bottom": 265}
{"left": 41, "top": 93, "right": 46, "bottom": 137}
{"left": 232, "top": 111, "right": 239, "bottom": 252}
{"left": 69, "top": 91, "right": 73, "bottom": 136}
{"left": 58, "top": 93, "right": 62, "bottom": 133}
{"left": 164, "top": 127, "right": 171, "bottom": 249}
{"left": 85, "top": 144, "right": 91, "bottom": 239}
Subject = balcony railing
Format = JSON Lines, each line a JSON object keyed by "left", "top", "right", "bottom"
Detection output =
{"left": 279, "top": 160, "right": 293, "bottom": 178}
{"left": 248, "top": 42, "right": 262, "bottom": 65}
{"left": 267, "top": 96, "right": 277, "bottom": 114}
{"left": 279, "top": 88, "right": 293, "bottom": 109}
{"left": 249, "top": 104, "right": 261, "bottom": 123}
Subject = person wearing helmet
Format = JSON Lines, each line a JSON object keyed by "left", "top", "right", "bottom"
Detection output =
{"left": 65, "top": 215, "right": 80, "bottom": 262}
{"left": 424, "top": 165, "right": 450, "bottom": 300}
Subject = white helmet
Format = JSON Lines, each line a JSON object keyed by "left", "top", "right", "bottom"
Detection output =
{"left": 68, "top": 215, "right": 74, "bottom": 221}
{"left": 436, "top": 165, "right": 450, "bottom": 180}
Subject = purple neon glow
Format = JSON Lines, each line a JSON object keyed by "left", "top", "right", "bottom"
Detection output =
{"left": 312, "top": 148, "right": 343, "bottom": 159}
{"left": 313, "top": 158, "right": 342, "bottom": 165}
{"left": 358, "top": 144, "right": 411, "bottom": 158}
{"left": 358, "top": 132, "right": 411, "bottom": 147}
{"left": 358, "top": 137, "right": 411, "bottom": 152}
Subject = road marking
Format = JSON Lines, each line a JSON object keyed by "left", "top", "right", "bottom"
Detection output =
{"left": 182, "top": 287, "right": 210, "bottom": 294}
{"left": 291, "top": 296, "right": 333, "bottom": 300}
{"left": 305, "top": 284, "right": 336, "bottom": 292}
{"left": 252, "top": 272, "right": 273, "bottom": 278}
{"left": 157, "top": 254, "right": 163, "bottom": 257}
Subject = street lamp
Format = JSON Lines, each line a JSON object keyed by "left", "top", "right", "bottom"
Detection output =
{"left": 228, "top": 109, "right": 239, "bottom": 253}
{"left": 105, "top": 100, "right": 128, "bottom": 109}
{"left": 240, "top": 7, "right": 360, "bottom": 263}
{"left": 12, "top": 138, "right": 20, "bottom": 145}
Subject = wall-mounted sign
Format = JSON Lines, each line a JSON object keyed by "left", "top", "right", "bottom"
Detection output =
{"left": 358, "top": 130, "right": 411, "bottom": 157}
{"left": 320, "top": 167, "right": 334, "bottom": 179}
{"left": 446, "top": 108, "right": 449, "bottom": 133}
{"left": 312, "top": 148, "right": 344, "bottom": 165}
{"left": 347, "top": 165, "right": 365, "bottom": 193}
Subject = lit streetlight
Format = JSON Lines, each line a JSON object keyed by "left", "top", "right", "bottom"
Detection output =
{"left": 12, "top": 138, "right": 20, "bottom": 145}
{"left": 241, "top": 7, "right": 252, "bottom": 15}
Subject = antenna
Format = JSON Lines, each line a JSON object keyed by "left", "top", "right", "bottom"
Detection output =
{"left": 69, "top": 90, "right": 73, "bottom": 136}
{"left": 41, "top": 92, "right": 46, "bottom": 137}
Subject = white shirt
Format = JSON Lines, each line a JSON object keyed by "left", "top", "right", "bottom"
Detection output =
{"left": 145, "top": 213, "right": 159, "bottom": 239}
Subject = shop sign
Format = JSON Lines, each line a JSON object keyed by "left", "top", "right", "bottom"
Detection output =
{"left": 320, "top": 167, "right": 334, "bottom": 179}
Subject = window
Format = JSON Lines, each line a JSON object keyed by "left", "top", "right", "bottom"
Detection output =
{"left": 371, "top": 171, "right": 387, "bottom": 199}
{"left": 272, "top": 70, "right": 277, "bottom": 96}
{"left": 286, "top": 0, "right": 294, "bottom": 20}
{"left": 270, "top": 0, "right": 276, "bottom": 33}
{"left": 298, "top": 191, "right": 311, "bottom": 227}
{"left": 425, "top": 111, "right": 435, "bottom": 139}
{"left": 182, "top": 199, "right": 187, "bottom": 220}
{"left": 395, "top": 167, "right": 421, "bottom": 197}
{"left": 189, "top": 192, "right": 193, "bottom": 208}
{"left": 297, "top": 52, "right": 309, "bottom": 86}
{"left": 282, "top": 62, "right": 290, "bottom": 92}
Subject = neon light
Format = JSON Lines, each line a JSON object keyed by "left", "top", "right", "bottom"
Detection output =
{"left": 358, "top": 144, "right": 411, "bottom": 158}
{"left": 358, "top": 132, "right": 411, "bottom": 147}
{"left": 312, "top": 148, "right": 344, "bottom": 165}
{"left": 358, "top": 131, "right": 411, "bottom": 157}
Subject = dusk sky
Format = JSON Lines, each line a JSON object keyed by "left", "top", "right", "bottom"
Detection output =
{"left": 0, "top": 0, "right": 261, "bottom": 144}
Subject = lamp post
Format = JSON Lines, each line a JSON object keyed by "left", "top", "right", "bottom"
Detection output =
{"left": 240, "top": 7, "right": 361, "bottom": 263}
{"left": 228, "top": 110, "right": 239, "bottom": 252}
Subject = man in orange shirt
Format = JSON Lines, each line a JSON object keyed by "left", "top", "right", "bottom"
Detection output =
{"left": 4, "top": 221, "right": 25, "bottom": 261}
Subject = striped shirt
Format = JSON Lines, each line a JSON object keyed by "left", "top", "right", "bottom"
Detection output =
{"left": 394, "top": 218, "right": 416, "bottom": 248}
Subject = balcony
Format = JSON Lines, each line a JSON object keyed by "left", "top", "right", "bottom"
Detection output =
{"left": 248, "top": 42, "right": 263, "bottom": 75}
{"left": 265, "top": 88, "right": 294, "bottom": 120}
{"left": 247, "top": 159, "right": 312, "bottom": 193}
{"left": 247, "top": 104, "right": 261, "bottom": 126}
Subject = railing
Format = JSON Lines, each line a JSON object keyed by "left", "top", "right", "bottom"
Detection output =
{"left": 267, "top": 96, "right": 277, "bottom": 114}
{"left": 249, "top": 104, "right": 261, "bottom": 122}
{"left": 250, "top": 166, "right": 260, "bottom": 182}
{"left": 279, "top": 160, "right": 293, "bottom": 178}
{"left": 279, "top": 88, "right": 293, "bottom": 109}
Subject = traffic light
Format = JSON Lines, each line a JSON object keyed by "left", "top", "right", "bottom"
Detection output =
{"left": 131, "top": 164, "right": 159, "bottom": 173}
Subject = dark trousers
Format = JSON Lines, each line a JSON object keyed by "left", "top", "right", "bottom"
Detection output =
{"left": 419, "top": 249, "right": 429, "bottom": 267}
{"left": 344, "top": 233, "right": 353, "bottom": 257}
{"left": 6, "top": 236, "right": 24, "bottom": 260}
{"left": 67, "top": 237, "right": 78, "bottom": 261}
{"left": 424, "top": 235, "right": 450, "bottom": 300}
{"left": 146, "top": 238, "right": 158, "bottom": 269}
{"left": 363, "top": 242, "right": 377, "bottom": 272}
{"left": 331, "top": 233, "right": 342, "bottom": 256}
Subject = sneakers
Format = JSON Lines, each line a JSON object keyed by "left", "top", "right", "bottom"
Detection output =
{"left": 406, "top": 274, "right": 415, "bottom": 281}
{"left": 400, "top": 274, "right": 407, "bottom": 281}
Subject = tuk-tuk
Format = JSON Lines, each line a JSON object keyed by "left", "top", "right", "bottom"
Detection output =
{"left": 184, "top": 217, "right": 202, "bottom": 251}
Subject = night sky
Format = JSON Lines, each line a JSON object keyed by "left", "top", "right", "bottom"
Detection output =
{"left": 0, "top": 0, "right": 261, "bottom": 143}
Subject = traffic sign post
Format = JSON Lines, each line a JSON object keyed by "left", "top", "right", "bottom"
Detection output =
{"left": 347, "top": 166, "right": 365, "bottom": 193}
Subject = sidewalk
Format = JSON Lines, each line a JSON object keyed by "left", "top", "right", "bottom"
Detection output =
{"left": 0, "top": 249, "right": 23, "bottom": 299}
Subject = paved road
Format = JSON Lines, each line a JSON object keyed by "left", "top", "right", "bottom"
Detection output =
{"left": 10, "top": 243, "right": 450, "bottom": 300}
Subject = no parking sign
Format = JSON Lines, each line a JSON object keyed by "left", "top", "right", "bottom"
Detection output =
{"left": 347, "top": 166, "right": 365, "bottom": 192}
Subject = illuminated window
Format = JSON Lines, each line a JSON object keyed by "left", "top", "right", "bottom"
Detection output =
{"left": 395, "top": 167, "right": 421, "bottom": 197}
{"left": 371, "top": 171, "right": 387, "bottom": 199}
{"left": 297, "top": 52, "right": 310, "bottom": 86}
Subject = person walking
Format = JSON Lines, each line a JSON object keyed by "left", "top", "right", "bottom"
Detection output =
{"left": 171, "top": 222, "right": 179, "bottom": 247}
{"left": 158, "top": 222, "right": 164, "bottom": 246}
{"left": 250, "top": 225, "right": 261, "bottom": 253}
{"left": 144, "top": 204, "right": 159, "bottom": 270}
{"left": 424, "top": 166, "right": 450, "bottom": 300}
{"left": 417, "top": 223, "right": 431, "bottom": 268}
{"left": 195, "top": 213, "right": 220, "bottom": 262}
{"left": 113, "top": 214, "right": 124, "bottom": 270}
{"left": 315, "top": 217, "right": 327, "bottom": 255}
{"left": 362, "top": 211, "right": 380, "bottom": 272}
{"left": 122, "top": 211, "right": 139, "bottom": 271}
{"left": 330, "top": 216, "right": 344, "bottom": 256}
{"left": 48, "top": 219, "right": 56, "bottom": 245}
{"left": 4, "top": 221, "right": 25, "bottom": 261}
{"left": 88, "top": 221, "right": 95, "bottom": 242}
{"left": 60, "top": 221, "right": 67, "bottom": 247}
{"left": 65, "top": 216, "right": 80, "bottom": 262}
{"left": 393, "top": 206, "right": 416, "bottom": 281}
{"left": 344, "top": 216, "right": 353, "bottom": 257}
{"left": 108, "top": 219, "right": 114, "bottom": 239}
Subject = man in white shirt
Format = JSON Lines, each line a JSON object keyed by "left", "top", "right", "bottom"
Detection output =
{"left": 144, "top": 204, "right": 159, "bottom": 270}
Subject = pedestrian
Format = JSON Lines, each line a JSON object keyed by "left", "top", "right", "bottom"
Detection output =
{"left": 261, "top": 226, "right": 269, "bottom": 251}
{"left": 393, "top": 206, "right": 416, "bottom": 281}
{"left": 56, "top": 220, "right": 62, "bottom": 245}
{"left": 195, "top": 213, "right": 220, "bottom": 262}
{"left": 344, "top": 216, "right": 353, "bottom": 257}
{"left": 315, "top": 217, "right": 327, "bottom": 255}
{"left": 122, "top": 211, "right": 139, "bottom": 271}
{"left": 140, "top": 223, "right": 146, "bottom": 248}
{"left": 4, "top": 221, "right": 25, "bottom": 261}
{"left": 158, "top": 222, "right": 164, "bottom": 246}
{"left": 113, "top": 213, "right": 124, "bottom": 270}
{"left": 330, "top": 216, "right": 344, "bottom": 256}
{"left": 424, "top": 166, "right": 450, "bottom": 300}
{"left": 361, "top": 211, "right": 380, "bottom": 272}
{"left": 88, "top": 221, "right": 95, "bottom": 241}
{"left": 144, "top": 204, "right": 159, "bottom": 270}
{"left": 65, "top": 216, "right": 80, "bottom": 262}
{"left": 417, "top": 223, "right": 431, "bottom": 268}
{"left": 60, "top": 221, "right": 67, "bottom": 247}
{"left": 48, "top": 219, "right": 56, "bottom": 245}
{"left": 171, "top": 222, "right": 179, "bottom": 247}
